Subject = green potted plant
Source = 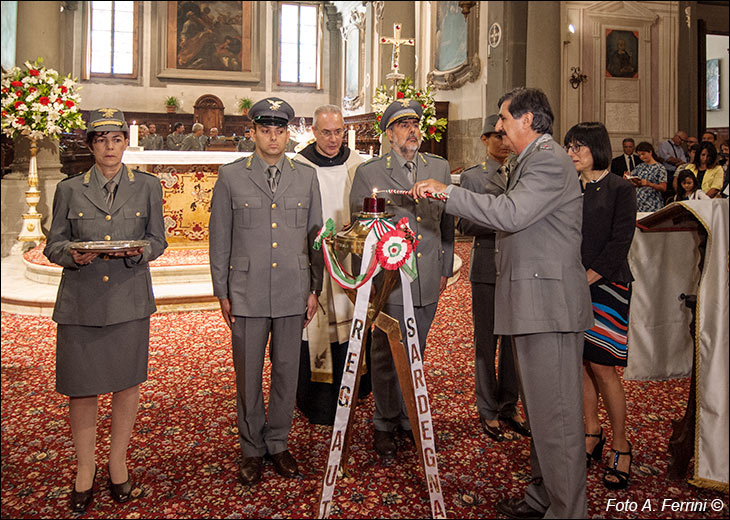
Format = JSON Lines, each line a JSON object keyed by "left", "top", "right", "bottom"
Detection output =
{"left": 237, "top": 96, "right": 253, "bottom": 116}
{"left": 165, "top": 96, "right": 179, "bottom": 113}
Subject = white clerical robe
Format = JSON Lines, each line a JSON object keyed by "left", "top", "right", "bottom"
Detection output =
{"left": 295, "top": 150, "right": 363, "bottom": 382}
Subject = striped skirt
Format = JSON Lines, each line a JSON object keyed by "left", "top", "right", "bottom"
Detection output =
{"left": 583, "top": 281, "right": 631, "bottom": 367}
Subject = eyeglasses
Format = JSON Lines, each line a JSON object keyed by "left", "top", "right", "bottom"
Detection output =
{"left": 564, "top": 143, "right": 584, "bottom": 154}
{"left": 319, "top": 128, "right": 344, "bottom": 138}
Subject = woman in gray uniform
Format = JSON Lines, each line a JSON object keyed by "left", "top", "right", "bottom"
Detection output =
{"left": 43, "top": 108, "right": 167, "bottom": 513}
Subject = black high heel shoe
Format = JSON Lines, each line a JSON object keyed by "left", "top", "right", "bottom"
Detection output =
{"left": 70, "top": 465, "right": 97, "bottom": 513}
{"left": 108, "top": 466, "right": 136, "bottom": 503}
{"left": 604, "top": 442, "right": 633, "bottom": 490}
{"left": 585, "top": 427, "right": 605, "bottom": 468}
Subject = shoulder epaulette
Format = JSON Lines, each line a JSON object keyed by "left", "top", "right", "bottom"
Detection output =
{"left": 132, "top": 168, "right": 157, "bottom": 178}
{"left": 423, "top": 152, "right": 445, "bottom": 160}
{"left": 290, "top": 157, "right": 314, "bottom": 170}
{"left": 60, "top": 171, "right": 85, "bottom": 182}
{"left": 361, "top": 155, "right": 384, "bottom": 166}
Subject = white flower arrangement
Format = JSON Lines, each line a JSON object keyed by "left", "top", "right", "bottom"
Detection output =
{"left": 1, "top": 58, "right": 86, "bottom": 140}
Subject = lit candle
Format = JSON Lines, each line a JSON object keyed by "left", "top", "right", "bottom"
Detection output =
{"left": 129, "top": 121, "right": 139, "bottom": 147}
{"left": 348, "top": 125, "right": 356, "bottom": 150}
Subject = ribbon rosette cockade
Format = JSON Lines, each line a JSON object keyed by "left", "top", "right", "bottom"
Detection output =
{"left": 376, "top": 228, "right": 412, "bottom": 270}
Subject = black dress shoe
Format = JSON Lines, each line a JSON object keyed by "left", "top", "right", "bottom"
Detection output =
{"left": 500, "top": 416, "right": 532, "bottom": 438}
{"left": 239, "top": 456, "right": 263, "bottom": 485}
{"left": 70, "top": 465, "right": 97, "bottom": 513}
{"left": 373, "top": 429, "right": 397, "bottom": 459}
{"left": 496, "top": 497, "right": 545, "bottom": 519}
{"left": 480, "top": 417, "right": 506, "bottom": 441}
{"left": 270, "top": 450, "right": 299, "bottom": 478}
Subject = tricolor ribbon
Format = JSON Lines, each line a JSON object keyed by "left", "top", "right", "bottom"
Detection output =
{"left": 317, "top": 217, "right": 445, "bottom": 519}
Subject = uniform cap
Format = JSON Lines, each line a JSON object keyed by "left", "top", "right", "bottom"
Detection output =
{"left": 482, "top": 114, "right": 500, "bottom": 136}
{"left": 380, "top": 99, "right": 423, "bottom": 132}
{"left": 86, "top": 108, "right": 129, "bottom": 136}
{"left": 249, "top": 97, "right": 295, "bottom": 127}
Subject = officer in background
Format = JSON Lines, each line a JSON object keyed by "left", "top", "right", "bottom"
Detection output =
{"left": 166, "top": 122, "right": 186, "bottom": 150}
{"left": 349, "top": 99, "right": 454, "bottom": 460}
{"left": 457, "top": 115, "right": 530, "bottom": 443}
{"left": 146, "top": 123, "right": 164, "bottom": 150}
{"left": 182, "top": 123, "right": 205, "bottom": 151}
{"left": 237, "top": 128, "right": 256, "bottom": 152}
{"left": 209, "top": 97, "right": 324, "bottom": 486}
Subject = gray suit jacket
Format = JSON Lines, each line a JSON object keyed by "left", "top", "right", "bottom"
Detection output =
{"left": 446, "top": 136, "right": 593, "bottom": 335}
{"left": 209, "top": 154, "right": 324, "bottom": 318}
{"left": 457, "top": 157, "right": 507, "bottom": 284}
{"left": 349, "top": 151, "right": 454, "bottom": 307}
{"left": 44, "top": 165, "right": 168, "bottom": 326}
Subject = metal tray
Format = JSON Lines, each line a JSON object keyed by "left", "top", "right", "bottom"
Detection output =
{"left": 69, "top": 240, "right": 150, "bottom": 253}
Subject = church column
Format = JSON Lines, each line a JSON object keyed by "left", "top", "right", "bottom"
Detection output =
{"left": 323, "top": 4, "right": 343, "bottom": 106}
{"left": 3, "top": 1, "right": 66, "bottom": 255}
{"left": 525, "top": 1, "right": 562, "bottom": 139}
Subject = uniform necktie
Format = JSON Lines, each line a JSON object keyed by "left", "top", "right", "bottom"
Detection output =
{"left": 405, "top": 161, "right": 416, "bottom": 184}
{"left": 104, "top": 179, "right": 116, "bottom": 209}
{"left": 498, "top": 164, "right": 510, "bottom": 183}
{"left": 267, "top": 165, "right": 280, "bottom": 194}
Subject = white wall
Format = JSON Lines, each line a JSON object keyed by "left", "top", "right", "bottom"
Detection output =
{"left": 706, "top": 34, "right": 729, "bottom": 129}
{"left": 76, "top": 1, "right": 330, "bottom": 118}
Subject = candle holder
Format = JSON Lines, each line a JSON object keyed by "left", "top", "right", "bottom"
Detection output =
{"left": 17, "top": 135, "right": 45, "bottom": 243}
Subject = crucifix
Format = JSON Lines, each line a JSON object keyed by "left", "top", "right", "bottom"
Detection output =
{"left": 380, "top": 22, "right": 414, "bottom": 82}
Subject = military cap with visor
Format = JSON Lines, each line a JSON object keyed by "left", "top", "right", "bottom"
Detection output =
{"left": 481, "top": 114, "right": 500, "bottom": 137}
{"left": 380, "top": 98, "right": 423, "bottom": 132}
{"left": 86, "top": 108, "right": 129, "bottom": 136}
{"left": 248, "top": 97, "right": 295, "bottom": 127}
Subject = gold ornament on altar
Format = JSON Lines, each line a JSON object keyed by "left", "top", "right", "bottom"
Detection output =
{"left": 1, "top": 57, "right": 86, "bottom": 243}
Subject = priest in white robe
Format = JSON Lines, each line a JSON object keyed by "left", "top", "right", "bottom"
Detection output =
{"left": 295, "top": 105, "right": 369, "bottom": 424}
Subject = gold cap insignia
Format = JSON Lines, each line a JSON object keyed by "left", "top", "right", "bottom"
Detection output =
{"left": 398, "top": 98, "right": 411, "bottom": 107}
{"left": 267, "top": 99, "right": 283, "bottom": 111}
{"left": 99, "top": 108, "right": 118, "bottom": 118}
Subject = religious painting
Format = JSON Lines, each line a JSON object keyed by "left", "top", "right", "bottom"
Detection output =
{"left": 342, "top": 8, "right": 366, "bottom": 111}
{"left": 435, "top": 2, "right": 466, "bottom": 71}
{"left": 605, "top": 29, "right": 638, "bottom": 79}
{"left": 160, "top": 1, "right": 260, "bottom": 82}
{"left": 427, "top": 2, "right": 480, "bottom": 90}
{"left": 706, "top": 59, "right": 720, "bottom": 111}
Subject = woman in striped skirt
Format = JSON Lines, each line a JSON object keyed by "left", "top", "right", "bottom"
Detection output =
{"left": 564, "top": 122, "right": 637, "bottom": 490}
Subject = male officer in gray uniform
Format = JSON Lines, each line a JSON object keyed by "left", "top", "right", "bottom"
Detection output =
{"left": 166, "top": 122, "right": 186, "bottom": 150}
{"left": 209, "top": 97, "right": 324, "bottom": 485}
{"left": 413, "top": 88, "right": 593, "bottom": 518}
{"left": 458, "top": 115, "right": 530, "bottom": 443}
{"left": 349, "top": 99, "right": 454, "bottom": 460}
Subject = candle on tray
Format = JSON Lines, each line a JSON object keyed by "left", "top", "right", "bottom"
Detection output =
{"left": 129, "top": 121, "right": 139, "bottom": 147}
{"left": 348, "top": 125, "right": 356, "bottom": 150}
{"left": 363, "top": 189, "right": 385, "bottom": 213}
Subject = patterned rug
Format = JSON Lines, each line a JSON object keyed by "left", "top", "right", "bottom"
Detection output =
{"left": 2, "top": 242, "right": 727, "bottom": 519}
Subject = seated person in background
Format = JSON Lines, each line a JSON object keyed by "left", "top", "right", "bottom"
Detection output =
{"left": 672, "top": 169, "right": 710, "bottom": 201}
{"left": 627, "top": 141, "right": 666, "bottom": 212}
{"left": 685, "top": 135, "right": 699, "bottom": 151}
{"left": 610, "top": 137, "right": 640, "bottom": 176}
{"left": 182, "top": 123, "right": 205, "bottom": 151}
{"left": 205, "top": 127, "right": 224, "bottom": 148}
{"left": 237, "top": 128, "right": 255, "bottom": 152}
{"left": 167, "top": 122, "right": 186, "bottom": 150}
{"left": 702, "top": 130, "right": 718, "bottom": 149}
{"left": 138, "top": 125, "right": 150, "bottom": 148}
{"left": 673, "top": 143, "right": 700, "bottom": 192}
{"left": 146, "top": 123, "right": 164, "bottom": 150}
{"left": 682, "top": 141, "right": 723, "bottom": 198}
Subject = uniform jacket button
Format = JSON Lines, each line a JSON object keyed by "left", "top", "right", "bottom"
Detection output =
{"left": 78, "top": 212, "right": 84, "bottom": 217}
{"left": 417, "top": 252, "right": 422, "bottom": 258}
{"left": 102, "top": 275, "right": 109, "bottom": 282}
{"left": 105, "top": 215, "right": 111, "bottom": 221}
{"left": 272, "top": 262, "right": 278, "bottom": 268}
{"left": 272, "top": 222, "right": 277, "bottom": 228}
{"left": 271, "top": 203, "right": 277, "bottom": 209}
{"left": 104, "top": 235, "right": 111, "bottom": 241}
{"left": 272, "top": 242, "right": 278, "bottom": 248}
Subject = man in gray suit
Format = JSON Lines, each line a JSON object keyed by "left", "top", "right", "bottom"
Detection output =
{"left": 349, "top": 99, "right": 454, "bottom": 460}
{"left": 458, "top": 115, "right": 530, "bottom": 443}
{"left": 209, "top": 97, "right": 324, "bottom": 486}
{"left": 413, "top": 88, "right": 593, "bottom": 518}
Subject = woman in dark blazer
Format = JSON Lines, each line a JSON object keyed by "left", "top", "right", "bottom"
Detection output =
{"left": 44, "top": 108, "right": 167, "bottom": 513}
{"left": 564, "top": 122, "right": 637, "bottom": 490}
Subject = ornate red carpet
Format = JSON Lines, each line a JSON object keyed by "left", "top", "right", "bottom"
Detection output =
{"left": 1, "top": 242, "right": 727, "bottom": 519}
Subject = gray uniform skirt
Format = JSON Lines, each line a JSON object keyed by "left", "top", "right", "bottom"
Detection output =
{"left": 56, "top": 317, "right": 150, "bottom": 397}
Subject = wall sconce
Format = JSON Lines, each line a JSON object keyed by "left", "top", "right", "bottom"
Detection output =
{"left": 564, "top": 23, "right": 576, "bottom": 44}
{"left": 569, "top": 67, "right": 588, "bottom": 89}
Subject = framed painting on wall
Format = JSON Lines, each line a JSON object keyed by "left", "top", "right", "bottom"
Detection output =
{"left": 605, "top": 29, "right": 638, "bottom": 79}
{"left": 707, "top": 58, "right": 720, "bottom": 110}
{"left": 159, "top": 1, "right": 260, "bottom": 82}
{"left": 426, "top": 1, "right": 480, "bottom": 90}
